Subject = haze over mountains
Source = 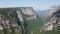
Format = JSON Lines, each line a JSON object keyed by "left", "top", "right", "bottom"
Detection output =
{"left": 0, "top": 5, "right": 60, "bottom": 34}
{"left": 35, "top": 5, "right": 60, "bottom": 34}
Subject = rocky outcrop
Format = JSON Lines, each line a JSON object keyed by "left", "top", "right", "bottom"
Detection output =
{"left": 0, "top": 7, "right": 36, "bottom": 34}
{"left": 44, "top": 5, "right": 60, "bottom": 31}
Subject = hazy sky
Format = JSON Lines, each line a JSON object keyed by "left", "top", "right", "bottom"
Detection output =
{"left": 0, "top": 0, "right": 60, "bottom": 10}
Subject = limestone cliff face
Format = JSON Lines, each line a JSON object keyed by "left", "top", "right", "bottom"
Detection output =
{"left": 0, "top": 7, "right": 36, "bottom": 34}
{"left": 44, "top": 5, "right": 60, "bottom": 31}
{"left": 48, "top": 5, "right": 60, "bottom": 16}
{"left": 16, "top": 7, "right": 36, "bottom": 21}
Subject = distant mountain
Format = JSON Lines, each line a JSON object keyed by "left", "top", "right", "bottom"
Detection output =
{"left": 35, "top": 9, "right": 50, "bottom": 23}
{"left": 35, "top": 9, "right": 49, "bottom": 16}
